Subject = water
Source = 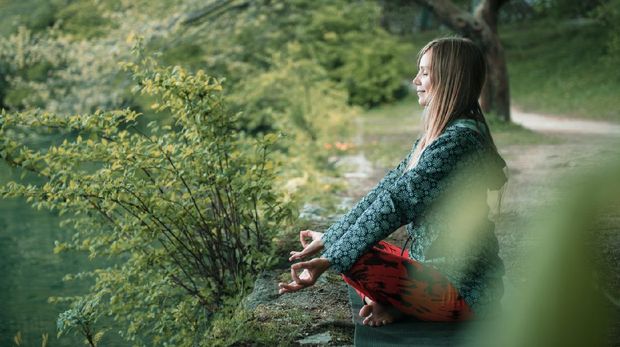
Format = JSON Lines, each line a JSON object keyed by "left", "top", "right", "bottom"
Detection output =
{"left": 0, "top": 162, "right": 99, "bottom": 346}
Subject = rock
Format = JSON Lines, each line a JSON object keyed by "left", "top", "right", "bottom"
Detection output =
{"left": 299, "top": 203, "right": 327, "bottom": 222}
{"left": 243, "top": 271, "right": 279, "bottom": 310}
{"left": 297, "top": 332, "right": 332, "bottom": 345}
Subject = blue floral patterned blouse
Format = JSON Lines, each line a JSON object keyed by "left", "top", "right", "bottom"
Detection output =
{"left": 321, "top": 118, "right": 507, "bottom": 314}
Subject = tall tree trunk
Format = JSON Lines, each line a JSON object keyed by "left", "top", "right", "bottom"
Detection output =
{"left": 475, "top": 0, "right": 510, "bottom": 121}
{"left": 408, "top": 0, "right": 511, "bottom": 122}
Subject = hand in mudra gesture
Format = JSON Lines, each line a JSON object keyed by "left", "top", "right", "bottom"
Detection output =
{"left": 288, "top": 229, "right": 324, "bottom": 262}
{"left": 278, "top": 230, "right": 330, "bottom": 294}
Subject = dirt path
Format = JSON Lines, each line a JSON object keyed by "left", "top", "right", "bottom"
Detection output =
{"left": 497, "top": 110, "right": 620, "bottom": 343}
{"left": 501, "top": 108, "right": 620, "bottom": 214}
{"left": 511, "top": 107, "right": 620, "bottom": 135}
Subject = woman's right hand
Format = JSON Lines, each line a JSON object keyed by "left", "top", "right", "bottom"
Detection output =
{"left": 288, "top": 230, "right": 324, "bottom": 262}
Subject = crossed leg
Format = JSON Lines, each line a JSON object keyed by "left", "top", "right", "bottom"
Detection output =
{"left": 341, "top": 240, "right": 473, "bottom": 326}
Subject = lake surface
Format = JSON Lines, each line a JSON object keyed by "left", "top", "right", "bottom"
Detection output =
{"left": 0, "top": 162, "right": 105, "bottom": 346}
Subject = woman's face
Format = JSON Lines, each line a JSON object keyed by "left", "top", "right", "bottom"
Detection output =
{"left": 413, "top": 51, "right": 432, "bottom": 107}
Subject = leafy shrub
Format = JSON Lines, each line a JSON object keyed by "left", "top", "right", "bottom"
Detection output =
{"left": 0, "top": 52, "right": 292, "bottom": 346}
{"left": 190, "top": 0, "right": 411, "bottom": 109}
{"left": 305, "top": 1, "right": 411, "bottom": 107}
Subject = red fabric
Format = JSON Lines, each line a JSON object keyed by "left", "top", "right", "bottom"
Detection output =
{"left": 341, "top": 240, "right": 474, "bottom": 321}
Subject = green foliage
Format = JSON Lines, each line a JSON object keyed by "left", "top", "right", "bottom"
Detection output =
{"left": 0, "top": 1, "right": 190, "bottom": 114}
{"left": 0, "top": 1, "right": 401, "bottom": 344}
{"left": 300, "top": 1, "right": 411, "bottom": 107}
{"left": 56, "top": 295, "right": 103, "bottom": 347}
{"left": 0, "top": 1, "right": 359, "bottom": 164}
{"left": 501, "top": 19, "right": 620, "bottom": 121}
{"left": 594, "top": 0, "right": 620, "bottom": 71}
{"left": 182, "top": 0, "right": 411, "bottom": 108}
{"left": 0, "top": 25, "right": 131, "bottom": 113}
{"left": 532, "top": 0, "right": 603, "bottom": 19}
{"left": 0, "top": 53, "right": 292, "bottom": 345}
{"left": 54, "top": 1, "right": 112, "bottom": 39}
{"left": 0, "top": 0, "right": 56, "bottom": 35}
{"left": 227, "top": 44, "right": 355, "bottom": 142}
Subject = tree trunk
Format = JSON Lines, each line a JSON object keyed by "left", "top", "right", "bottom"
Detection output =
{"left": 408, "top": 0, "right": 511, "bottom": 122}
{"left": 475, "top": 0, "right": 510, "bottom": 121}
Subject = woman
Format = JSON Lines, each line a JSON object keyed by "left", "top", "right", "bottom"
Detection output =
{"left": 278, "top": 37, "right": 507, "bottom": 327}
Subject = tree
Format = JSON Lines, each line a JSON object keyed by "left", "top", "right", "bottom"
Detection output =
{"left": 408, "top": 0, "right": 511, "bottom": 122}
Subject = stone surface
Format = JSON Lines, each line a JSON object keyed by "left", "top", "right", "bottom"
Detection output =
{"left": 297, "top": 332, "right": 332, "bottom": 345}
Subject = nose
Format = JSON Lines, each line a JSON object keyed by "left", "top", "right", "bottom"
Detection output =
{"left": 412, "top": 73, "right": 420, "bottom": 86}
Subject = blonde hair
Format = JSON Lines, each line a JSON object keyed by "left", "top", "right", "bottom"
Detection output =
{"left": 406, "top": 37, "right": 495, "bottom": 171}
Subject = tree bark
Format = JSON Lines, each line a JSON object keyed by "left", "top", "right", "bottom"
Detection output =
{"left": 408, "top": 0, "right": 511, "bottom": 122}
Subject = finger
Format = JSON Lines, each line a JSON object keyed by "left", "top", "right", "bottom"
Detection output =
{"left": 278, "top": 281, "right": 304, "bottom": 294}
{"left": 278, "top": 282, "right": 291, "bottom": 294}
{"left": 291, "top": 265, "right": 302, "bottom": 283}
{"left": 289, "top": 251, "right": 306, "bottom": 262}
{"left": 291, "top": 263, "right": 315, "bottom": 285}
{"left": 279, "top": 281, "right": 302, "bottom": 290}
{"left": 299, "top": 230, "right": 311, "bottom": 247}
{"left": 291, "top": 263, "right": 312, "bottom": 285}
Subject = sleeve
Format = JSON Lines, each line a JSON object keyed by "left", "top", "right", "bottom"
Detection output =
{"left": 320, "top": 153, "right": 411, "bottom": 250}
{"left": 321, "top": 130, "right": 481, "bottom": 273}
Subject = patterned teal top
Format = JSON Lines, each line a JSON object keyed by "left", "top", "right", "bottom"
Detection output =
{"left": 321, "top": 118, "right": 507, "bottom": 314}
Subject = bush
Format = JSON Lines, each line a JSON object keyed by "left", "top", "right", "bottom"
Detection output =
{"left": 0, "top": 52, "right": 292, "bottom": 346}
{"left": 189, "top": 0, "right": 412, "bottom": 109}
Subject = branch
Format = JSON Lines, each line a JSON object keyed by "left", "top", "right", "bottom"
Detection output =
{"left": 408, "top": 0, "right": 484, "bottom": 38}
{"left": 474, "top": 0, "right": 510, "bottom": 32}
{"left": 181, "top": 0, "right": 250, "bottom": 26}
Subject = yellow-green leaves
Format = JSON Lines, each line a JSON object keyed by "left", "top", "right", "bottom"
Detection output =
{"left": 1, "top": 55, "right": 292, "bottom": 347}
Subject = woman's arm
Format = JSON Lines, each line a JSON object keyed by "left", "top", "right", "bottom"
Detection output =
{"left": 278, "top": 154, "right": 414, "bottom": 295}
{"left": 322, "top": 129, "right": 483, "bottom": 273}
{"left": 321, "top": 150, "right": 413, "bottom": 250}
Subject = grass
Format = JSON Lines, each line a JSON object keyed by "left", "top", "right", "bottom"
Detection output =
{"left": 357, "top": 96, "right": 553, "bottom": 169}
{"left": 357, "top": 96, "right": 422, "bottom": 168}
{"left": 501, "top": 19, "right": 619, "bottom": 122}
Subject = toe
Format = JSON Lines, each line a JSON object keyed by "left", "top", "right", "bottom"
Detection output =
{"left": 359, "top": 304, "right": 372, "bottom": 318}
{"left": 362, "top": 316, "right": 370, "bottom": 325}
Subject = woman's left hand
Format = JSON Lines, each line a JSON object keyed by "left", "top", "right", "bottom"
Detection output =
{"left": 288, "top": 230, "right": 324, "bottom": 262}
{"left": 278, "top": 258, "right": 331, "bottom": 294}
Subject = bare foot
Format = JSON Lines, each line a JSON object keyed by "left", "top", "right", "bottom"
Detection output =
{"left": 358, "top": 297, "right": 403, "bottom": 327}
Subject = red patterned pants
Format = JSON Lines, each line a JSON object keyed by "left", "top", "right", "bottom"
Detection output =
{"left": 342, "top": 240, "right": 474, "bottom": 321}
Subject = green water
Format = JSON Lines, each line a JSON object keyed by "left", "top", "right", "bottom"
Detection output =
{"left": 0, "top": 162, "right": 106, "bottom": 346}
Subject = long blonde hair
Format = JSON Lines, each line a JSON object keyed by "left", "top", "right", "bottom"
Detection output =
{"left": 406, "top": 37, "right": 495, "bottom": 171}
